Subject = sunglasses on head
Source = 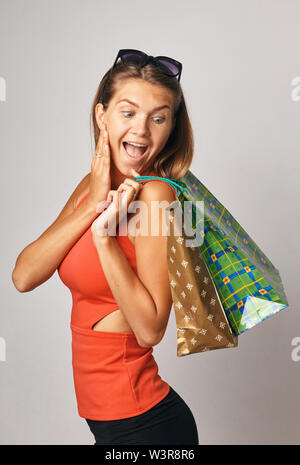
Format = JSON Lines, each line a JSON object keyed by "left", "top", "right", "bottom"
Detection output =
{"left": 112, "top": 49, "right": 182, "bottom": 82}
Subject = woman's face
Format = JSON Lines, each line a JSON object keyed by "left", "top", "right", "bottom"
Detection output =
{"left": 95, "top": 78, "right": 176, "bottom": 177}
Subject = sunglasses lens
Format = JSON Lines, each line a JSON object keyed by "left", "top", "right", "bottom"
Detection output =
{"left": 116, "top": 51, "right": 181, "bottom": 80}
{"left": 156, "top": 59, "right": 179, "bottom": 76}
{"left": 122, "top": 52, "right": 145, "bottom": 66}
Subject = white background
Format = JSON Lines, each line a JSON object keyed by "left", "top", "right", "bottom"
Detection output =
{"left": 1, "top": 0, "right": 299, "bottom": 444}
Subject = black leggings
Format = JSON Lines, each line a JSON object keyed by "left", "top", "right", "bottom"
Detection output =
{"left": 85, "top": 386, "right": 199, "bottom": 445}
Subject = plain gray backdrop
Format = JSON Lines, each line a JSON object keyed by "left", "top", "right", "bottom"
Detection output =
{"left": 1, "top": 0, "right": 299, "bottom": 445}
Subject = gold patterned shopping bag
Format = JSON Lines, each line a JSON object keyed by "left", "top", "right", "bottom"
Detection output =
{"left": 165, "top": 200, "right": 238, "bottom": 357}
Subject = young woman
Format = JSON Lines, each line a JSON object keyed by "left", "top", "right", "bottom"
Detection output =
{"left": 12, "top": 49, "right": 198, "bottom": 445}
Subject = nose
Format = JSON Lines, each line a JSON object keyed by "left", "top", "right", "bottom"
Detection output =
{"left": 130, "top": 115, "right": 150, "bottom": 137}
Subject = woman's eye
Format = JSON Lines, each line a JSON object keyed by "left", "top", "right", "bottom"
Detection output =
{"left": 122, "top": 111, "right": 132, "bottom": 118}
{"left": 121, "top": 111, "right": 165, "bottom": 124}
{"left": 153, "top": 116, "right": 165, "bottom": 124}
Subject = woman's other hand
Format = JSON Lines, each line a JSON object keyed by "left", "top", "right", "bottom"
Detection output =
{"left": 91, "top": 168, "right": 142, "bottom": 245}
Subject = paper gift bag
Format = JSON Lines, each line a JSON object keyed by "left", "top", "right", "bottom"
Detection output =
{"left": 175, "top": 170, "right": 289, "bottom": 335}
{"left": 134, "top": 171, "right": 289, "bottom": 337}
{"left": 134, "top": 175, "right": 238, "bottom": 357}
{"left": 165, "top": 201, "right": 238, "bottom": 357}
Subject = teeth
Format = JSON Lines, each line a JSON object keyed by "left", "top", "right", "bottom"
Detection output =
{"left": 126, "top": 142, "right": 147, "bottom": 148}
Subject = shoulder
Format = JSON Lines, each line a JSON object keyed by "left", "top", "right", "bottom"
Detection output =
{"left": 137, "top": 179, "right": 176, "bottom": 204}
{"left": 133, "top": 180, "right": 177, "bottom": 238}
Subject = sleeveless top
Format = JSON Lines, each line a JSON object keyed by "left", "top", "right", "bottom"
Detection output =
{"left": 57, "top": 176, "right": 178, "bottom": 421}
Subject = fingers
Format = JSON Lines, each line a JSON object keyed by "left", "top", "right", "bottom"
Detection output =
{"left": 104, "top": 130, "right": 110, "bottom": 159}
{"left": 106, "top": 190, "right": 116, "bottom": 203}
{"left": 95, "top": 125, "right": 110, "bottom": 157}
{"left": 93, "top": 184, "right": 139, "bottom": 236}
{"left": 106, "top": 185, "right": 137, "bottom": 218}
{"left": 117, "top": 178, "right": 141, "bottom": 197}
{"left": 103, "top": 128, "right": 110, "bottom": 163}
{"left": 93, "top": 127, "right": 103, "bottom": 159}
{"left": 91, "top": 124, "right": 110, "bottom": 174}
{"left": 91, "top": 128, "right": 103, "bottom": 169}
{"left": 97, "top": 128, "right": 105, "bottom": 158}
{"left": 95, "top": 199, "right": 111, "bottom": 214}
{"left": 96, "top": 128, "right": 103, "bottom": 153}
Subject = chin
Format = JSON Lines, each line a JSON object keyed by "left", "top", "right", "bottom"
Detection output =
{"left": 111, "top": 155, "right": 135, "bottom": 178}
{"left": 113, "top": 151, "right": 151, "bottom": 177}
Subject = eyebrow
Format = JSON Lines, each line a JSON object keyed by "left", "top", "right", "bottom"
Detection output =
{"left": 116, "top": 98, "right": 172, "bottom": 112}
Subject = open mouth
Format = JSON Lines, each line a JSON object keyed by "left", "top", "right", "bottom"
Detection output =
{"left": 122, "top": 141, "right": 149, "bottom": 159}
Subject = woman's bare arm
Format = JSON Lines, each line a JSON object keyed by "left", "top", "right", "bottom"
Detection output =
{"left": 91, "top": 180, "right": 175, "bottom": 348}
{"left": 12, "top": 125, "right": 111, "bottom": 293}
{"left": 12, "top": 173, "right": 99, "bottom": 293}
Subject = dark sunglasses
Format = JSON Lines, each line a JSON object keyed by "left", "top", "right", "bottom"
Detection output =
{"left": 112, "top": 49, "right": 182, "bottom": 82}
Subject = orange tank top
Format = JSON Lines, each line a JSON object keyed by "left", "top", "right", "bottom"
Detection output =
{"left": 57, "top": 176, "right": 178, "bottom": 421}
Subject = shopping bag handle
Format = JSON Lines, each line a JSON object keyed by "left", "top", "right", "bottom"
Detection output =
{"left": 133, "top": 175, "right": 189, "bottom": 194}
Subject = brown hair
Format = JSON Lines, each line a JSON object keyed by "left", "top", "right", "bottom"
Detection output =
{"left": 90, "top": 60, "right": 194, "bottom": 179}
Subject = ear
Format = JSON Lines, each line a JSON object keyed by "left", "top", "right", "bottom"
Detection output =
{"left": 95, "top": 103, "right": 105, "bottom": 130}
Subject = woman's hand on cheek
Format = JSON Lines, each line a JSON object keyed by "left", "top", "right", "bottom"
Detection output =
{"left": 87, "top": 122, "right": 112, "bottom": 210}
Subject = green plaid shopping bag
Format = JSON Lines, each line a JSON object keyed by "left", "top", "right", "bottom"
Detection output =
{"left": 134, "top": 170, "right": 289, "bottom": 336}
